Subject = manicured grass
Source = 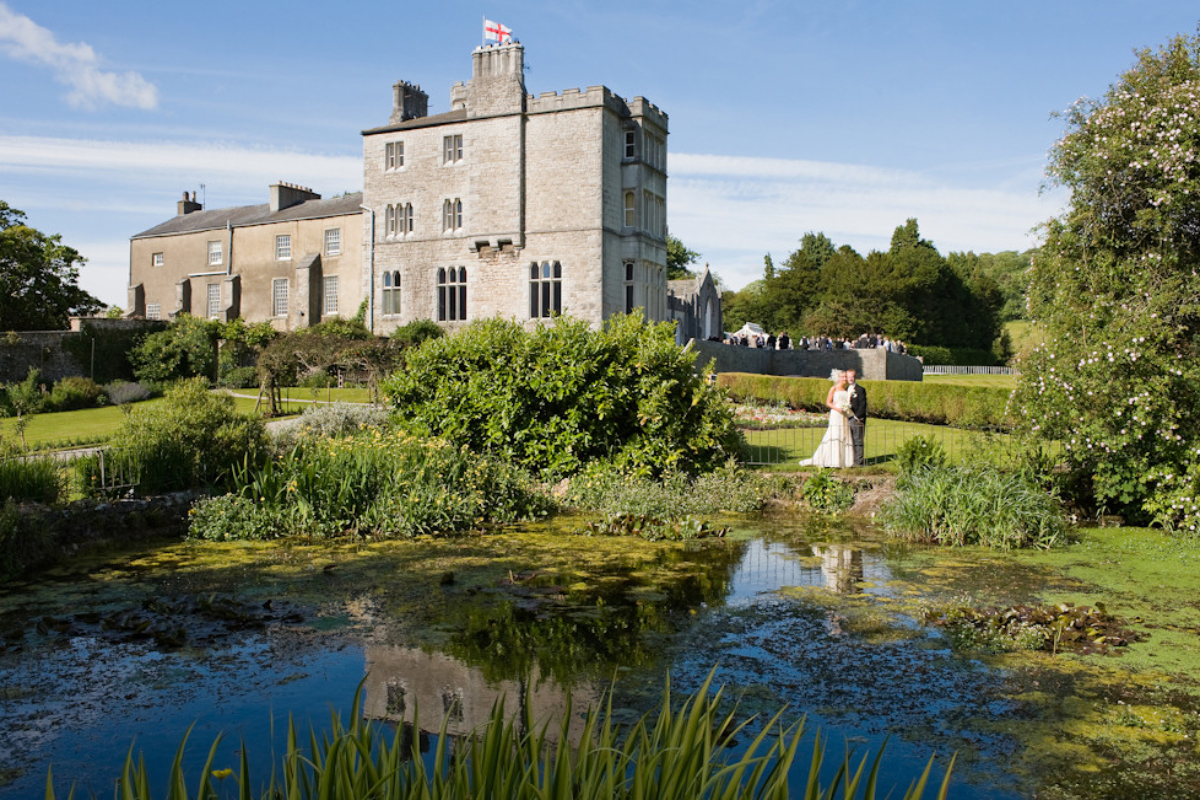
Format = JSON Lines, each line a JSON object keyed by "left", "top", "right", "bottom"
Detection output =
{"left": 1005, "top": 319, "right": 1044, "bottom": 359}
{"left": 741, "top": 417, "right": 1002, "bottom": 470}
{"left": 922, "top": 373, "right": 1019, "bottom": 390}
{"left": 0, "top": 387, "right": 381, "bottom": 451}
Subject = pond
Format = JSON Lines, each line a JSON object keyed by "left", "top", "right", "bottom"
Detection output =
{"left": 2, "top": 515, "right": 1198, "bottom": 799}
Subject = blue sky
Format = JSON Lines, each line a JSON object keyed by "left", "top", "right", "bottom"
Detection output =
{"left": 2, "top": 1, "right": 1197, "bottom": 308}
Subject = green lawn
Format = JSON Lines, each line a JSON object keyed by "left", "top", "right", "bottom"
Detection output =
{"left": 741, "top": 417, "right": 1003, "bottom": 471}
{"left": 1, "top": 388, "right": 380, "bottom": 451}
{"left": 922, "top": 373, "right": 1019, "bottom": 390}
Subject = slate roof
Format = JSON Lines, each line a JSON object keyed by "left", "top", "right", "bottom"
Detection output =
{"left": 131, "top": 192, "right": 363, "bottom": 239}
{"left": 362, "top": 108, "right": 468, "bottom": 136}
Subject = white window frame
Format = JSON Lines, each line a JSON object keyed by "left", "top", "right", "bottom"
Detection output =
{"left": 272, "top": 278, "right": 289, "bottom": 317}
{"left": 385, "top": 140, "right": 404, "bottom": 170}
{"left": 207, "top": 240, "right": 222, "bottom": 266}
{"left": 152, "top": 252, "right": 164, "bottom": 267}
{"left": 146, "top": 303, "right": 161, "bottom": 320}
{"left": 323, "top": 276, "right": 338, "bottom": 316}
{"left": 206, "top": 283, "right": 221, "bottom": 318}
{"left": 275, "top": 234, "right": 292, "bottom": 261}
{"left": 324, "top": 228, "right": 341, "bottom": 256}
{"left": 443, "top": 134, "right": 463, "bottom": 164}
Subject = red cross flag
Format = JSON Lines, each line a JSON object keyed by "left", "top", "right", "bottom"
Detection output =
{"left": 484, "top": 19, "right": 513, "bottom": 44}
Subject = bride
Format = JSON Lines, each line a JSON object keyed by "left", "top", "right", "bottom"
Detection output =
{"left": 799, "top": 369, "right": 856, "bottom": 468}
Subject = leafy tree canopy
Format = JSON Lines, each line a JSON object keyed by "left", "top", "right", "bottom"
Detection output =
{"left": 0, "top": 201, "right": 103, "bottom": 330}
{"left": 1014, "top": 31, "right": 1200, "bottom": 528}
{"left": 667, "top": 234, "right": 700, "bottom": 280}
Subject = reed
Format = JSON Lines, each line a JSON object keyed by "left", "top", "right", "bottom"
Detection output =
{"left": 46, "top": 675, "right": 954, "bottom": 800}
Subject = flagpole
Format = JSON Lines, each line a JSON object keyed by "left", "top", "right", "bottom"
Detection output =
{"left": 481, "top": 15, "right": 485, "bottom": 47}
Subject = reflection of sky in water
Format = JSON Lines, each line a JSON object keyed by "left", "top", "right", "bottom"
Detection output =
{"left": 1, "top": 531, "right": 1025, "bottom": 800}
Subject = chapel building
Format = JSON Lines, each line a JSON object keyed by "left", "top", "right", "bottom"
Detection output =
{"left": 361, "top": 41, "right": 669, "bottom": 334}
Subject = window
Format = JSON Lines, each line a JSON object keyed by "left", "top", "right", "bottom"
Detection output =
{"left": 275, "top": 234, "right": 292, "bottom": 261}
{"left": 323, "top": 276, "right": 339, "bottom": 315}
{"left": 624, "top": 192, "right": 635, "bottom": 227}
{"left": 152, "top": 252, "right": 164, "bottom": 267}
{"left": 385, "top": 204, "right": 396, "bottom": 237}
{"left": 385, "top": 141, "right": 404, "bottom": 170}
{"left": 382, "top": 270, "right": 401, "bottom": 315}
{"left": 207, "top": 240, "right": 222, "bottom": 266}
{"left": 437, "top": 266, "right": 467, "bottom": 321}
{"left": 206, "top": 283, "right": 221, "bottom": 318}
{"left": 624, "top": 261, "right": 635, "bottom": 314}
{"left": 529, "top": 261, "right": 562, "bottom": 318}
{"left": 624, "top": 130, "right": 636, "bottom": 159}
{"left": 443, "top": 198, "right": 463, "bottom": 232}
{"left": 403, "top": 203, "right": 413, "bottom": 233}
{"left": 443, "top": 134, "right": 463, "bottom": 164}
{"left": 272, "top": 278, "right": 288, "bottom": 316}
{"left": 324, "top": 228, "right": 341, "bottom": 256}
{"left": 146, "top": 303, "right": 160, "bottom": 320}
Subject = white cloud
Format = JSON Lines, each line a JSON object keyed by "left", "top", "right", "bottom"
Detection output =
{"left": 0, "top": 3, "right": 157, "bottom": 109}
{"left": 669, "top": 152, "right": 1067, "bottom": 290}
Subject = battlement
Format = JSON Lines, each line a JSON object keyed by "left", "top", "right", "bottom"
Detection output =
{"left": 526, "top": 85, "right": 623, "bottom": 114}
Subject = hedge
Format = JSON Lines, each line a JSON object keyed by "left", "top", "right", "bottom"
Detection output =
{"left": 718, "top": 372, "right": 1015, "bottom": 429}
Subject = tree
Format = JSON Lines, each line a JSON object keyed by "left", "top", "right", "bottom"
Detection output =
{"left": 0, "top": 202, "right": 103, "bottom": 330}
{"left": 129, "top": 315, "right": 221, "bottom": 383}
{"left": 1014, "top": 32, "right": 1200, "bottom": 528}
{"left": 666, "top": 234, "right": 700, "bottom": 280}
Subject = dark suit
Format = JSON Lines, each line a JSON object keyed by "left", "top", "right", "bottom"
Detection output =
{"left": 847, "top": 382, "right": 867, "bottom": 466}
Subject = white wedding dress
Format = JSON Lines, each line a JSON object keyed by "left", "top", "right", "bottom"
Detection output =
{"left": 799, "top": 389, "right": 856, "bottom": 467}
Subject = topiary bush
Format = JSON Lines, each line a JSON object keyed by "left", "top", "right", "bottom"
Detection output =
{"left": 383, "top": 315, "right": 743, "bottom": 478}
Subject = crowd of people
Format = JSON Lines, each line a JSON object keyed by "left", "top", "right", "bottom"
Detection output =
{"left": 724, "top": 330, "right": 909, "bottom": 355}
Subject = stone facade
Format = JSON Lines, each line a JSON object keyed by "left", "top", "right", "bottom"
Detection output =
{"left": 687, "top": 339, "right": 924, "bottom": 382}
{"left": 362, "top": 42, "right": 670, "bottom": 335}
{"left": 668, "top": 268, "right": 722, "bottom": 344}
{"left": 127, "top": 185, "right": 363, "bottom": 333}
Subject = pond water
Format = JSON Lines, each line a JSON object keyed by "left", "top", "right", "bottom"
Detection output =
{"left": 2, "top": 515, "right": 1039, "bottom": 798}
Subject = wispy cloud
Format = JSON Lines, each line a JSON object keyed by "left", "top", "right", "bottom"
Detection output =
{"left": 0, "top": 3, "right": 157, "bottom": 110}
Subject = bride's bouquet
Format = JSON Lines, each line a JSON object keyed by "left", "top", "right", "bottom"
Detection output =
{"left": 837, "top": 399, "right": 851, "bottom": 416}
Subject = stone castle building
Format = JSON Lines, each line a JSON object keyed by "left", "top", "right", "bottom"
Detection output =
{"left": 127, "top": 42, "right": 681, "bottom": 336}
{"left": 362, "top": 41, "right": 669, "bottom": 334}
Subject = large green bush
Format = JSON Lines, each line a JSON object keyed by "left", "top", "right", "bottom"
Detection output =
{"left": 129, "top": 314, "right": 220, "bottom": 384}
{"left": 382, "top": 315, "right": 742, "bottom": 478}
{"left": 718, "top": 373, "right": 1013, "bottom": 429}
{"left": 85, "top": 378, "right": 266, "bottom": 494}
{"left": 907, "top": 345, "right": 1000, "bottom": 367}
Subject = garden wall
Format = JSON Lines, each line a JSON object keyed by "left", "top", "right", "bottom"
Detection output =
{"left": 688, "top": 339, "right": 923, "bottom": 381}
{"left": 0, "top": 318, "right": 161, "bottom": 383}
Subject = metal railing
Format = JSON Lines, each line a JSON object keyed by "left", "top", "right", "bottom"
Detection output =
{"left": 923, "top": 365, "right": 1019, "bottom": 375}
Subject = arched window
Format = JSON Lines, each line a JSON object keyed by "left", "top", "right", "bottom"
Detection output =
{"left": 529, "top": 260, "right": 562, "bottom": 318}
{"left": 438, "top": 267, "right": 467, "bottom": 321}
{"left": 404, "top": 203, "right": 413, "bottom": 233}
{"left": 384, "top": 204, "right": 396, "bottom": 237}
{"left": 454, "top": 199, "right": 463, "bottom": 229}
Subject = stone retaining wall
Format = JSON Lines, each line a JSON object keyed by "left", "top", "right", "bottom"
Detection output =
{"left": 687, "top": 339, "right": 923, "bottom": 381}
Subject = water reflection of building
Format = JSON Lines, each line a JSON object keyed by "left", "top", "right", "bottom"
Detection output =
{"left": 363, "top": 646, "right": 601, "bottom": 746}
{"left": 810, "top": 545, "right": 864, "bottom": 594}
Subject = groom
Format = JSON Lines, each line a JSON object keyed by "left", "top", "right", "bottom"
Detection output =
{"left": 845, "top": 369, "right": 867, "bottom": 466}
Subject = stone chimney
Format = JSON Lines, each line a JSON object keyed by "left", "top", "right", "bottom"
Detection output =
{"left": 390, "top": 81, "right": 429, "bottom": 124}
{"left": 269, "top": 182, "right": 320, "bottom": 213}
{"left": 177, "top": 191, "right": 202, "bottom": 216}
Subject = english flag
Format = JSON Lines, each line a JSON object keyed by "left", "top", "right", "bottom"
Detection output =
{"left": 484, "top": 19, "right": 513, "bottom": 44}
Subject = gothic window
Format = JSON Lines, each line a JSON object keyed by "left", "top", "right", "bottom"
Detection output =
{"left": 529, "top": 261, "right": 562, "bottom": 318}
{"left": 382, "top": 270, "right": 401, "bottom": 315}
{"left": 385, "top": 204, "right": 396, "bottom": 237}
{"left": 443, "top": 199, "right": 463, "bottom": 231}
{"left": 437, "top": 266, "right": 467, "bottom": 321}
{"left": 404, "top": 203, "right": 414, "bottom": 233}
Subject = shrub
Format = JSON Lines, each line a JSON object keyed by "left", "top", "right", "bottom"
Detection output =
{"left": 295, "top": 402, "right": 390, "bottom": 439}
{"left": 218, "top": 366, "right": 259, "bottom": 389}
{"left": 390, "top": 318, "right": 444, "bottom": 349}
{"left": 94, "top": 378, "right": 267, "bottom": 495}
{"left": 103, "top": 380, "right": 151, "bottom": 406}
{"left": 0, "top": 455, "right": 62, "bottom": 503}
{"left": 564, "top": 458, "right": 780, "bottom": 517}
{"left": 47, "top": 376, "right": 103, "bottom": 411}
{"left": 186, "top": 494, "right": 280, "bottom": 541}
{"left": 882, "top": 464, "right": 1067, "bottom": 549}
{"left": 894, "top": 435, "right": 947, "bottom": 476}
{"left": 129, "top": 314, "right": 220, "bottom": 383}
{"left": 718, "top": 373, "right": 1013, "bottom": 429}
{"left": 0, "top": 500, "right": 56, "bottom": 582}
{"left": 190, "top": 431, "right": 553, "bottom": 540}
{"left": 800, "top": 469, "right": 855, "bottom": 513}
{"left": 907, "top": 345, "right": 1000, "bottom": 367}
{"left": 384, "top": 315, "right": 743, "bottom": 479}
